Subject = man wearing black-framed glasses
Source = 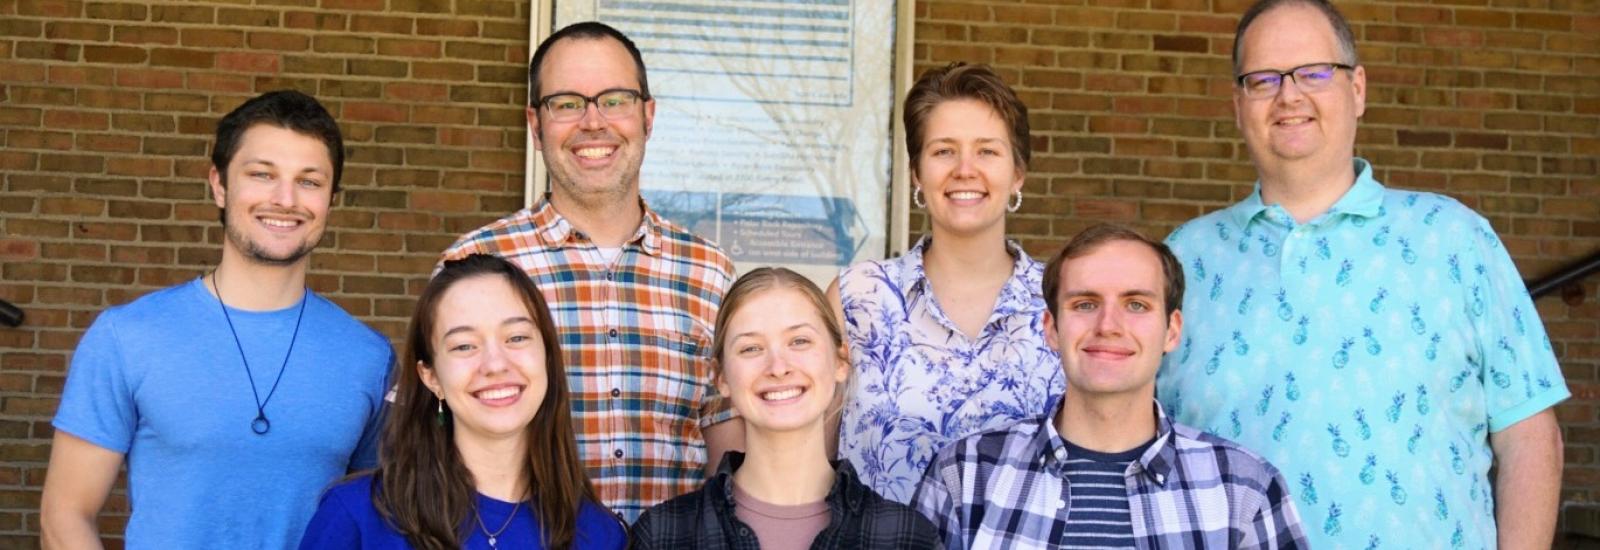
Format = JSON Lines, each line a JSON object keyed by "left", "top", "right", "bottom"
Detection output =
{"left": 440, "top": 22, "right": 741, "bottom": 524}
{"left": 1156, "top": 1, "right": 1567, "bottom": 549}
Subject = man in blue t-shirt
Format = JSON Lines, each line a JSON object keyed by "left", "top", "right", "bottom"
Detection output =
{"left": 40, "top": 90, "right": 394, "bottom": 549}
{"left": 1157, "top": 1, "right": 1569, "bottom": 548}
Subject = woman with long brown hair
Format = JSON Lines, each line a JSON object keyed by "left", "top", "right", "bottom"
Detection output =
{"left": 300, "top": 254, "right": 624, "bottom": 549}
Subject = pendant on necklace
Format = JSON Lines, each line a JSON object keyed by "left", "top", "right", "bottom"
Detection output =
{"left": 487, "top": 536, "right": 497, "bottom": 549}
{"left": 252, "top": 414, "right": 271, "bottom": 435}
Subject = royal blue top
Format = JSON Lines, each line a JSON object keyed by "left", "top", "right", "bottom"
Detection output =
{"left": 299, "top": 475, "right": 626, "bottom": 550}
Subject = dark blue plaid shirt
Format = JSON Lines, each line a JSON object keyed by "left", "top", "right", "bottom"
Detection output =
{"left": 629, "top": 451, "right": 940, "bottom": 549}
{"left": 913, "top": 399, "right": 1308, "bottom": 549}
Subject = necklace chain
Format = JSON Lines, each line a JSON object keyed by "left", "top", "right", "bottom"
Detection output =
{"left": 475, "top": 499, "right": 520, "bottom": 549}
{"left": 211, "top": 270, "right": 306, "bottom": 435}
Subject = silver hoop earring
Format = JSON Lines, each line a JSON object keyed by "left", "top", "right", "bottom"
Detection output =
{"left": 1008, "top": 190, "right": 1023, "bottom": 213}
{"left": 913, "top": 187, "right": 926, "bottom": 209}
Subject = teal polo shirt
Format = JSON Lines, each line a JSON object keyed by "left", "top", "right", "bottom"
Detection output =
{"left": 1158, "top": 158, "right": 1569, "bottom": 549}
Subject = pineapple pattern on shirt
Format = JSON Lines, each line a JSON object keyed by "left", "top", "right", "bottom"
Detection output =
{"left": 1158, "top": 158, "right": 1569, "bottom": 550}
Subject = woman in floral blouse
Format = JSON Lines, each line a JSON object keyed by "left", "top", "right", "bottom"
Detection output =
{"left": 828, "top": 62, "right": 1065, "bottom": 504}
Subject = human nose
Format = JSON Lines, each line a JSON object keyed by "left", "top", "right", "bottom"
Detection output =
{"left": 480, "top": 342, "right": 510, "bottom": 374}
{"left": 270, "top": 177, "right": 296, "bottom": 207}
{"left": 764, "top": 350, "right": 794, "bottom": 378}
{"left": 1274, "top": 74, "right": 1306, "bottom": 103}
{"left": 1094, "top": 307, "right": 1123, "bottom": 335}
{"left": 953, "top": 150, "right": 978, "bottom": 179}
{"left": 577, "top": 100, "right": 607, "bottom": 130}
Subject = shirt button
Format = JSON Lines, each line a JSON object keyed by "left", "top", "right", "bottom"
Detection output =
{"left": 610, "top": 388, "right": 621, "bottom": 398}
{"left": 738, "top": 527, "right": 751, "bottom": 537}
{"left": 608, "top": 328, "right": 619, "bottom": 338}
{"left": 614, "top": 449, "right": 624, "bottom": 459}
{"left": 605, "top": 271, "right": 614, "bottom": 281}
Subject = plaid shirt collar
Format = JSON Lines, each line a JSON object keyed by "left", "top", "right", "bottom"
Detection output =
{"left": 1034, "top": 396, "right": 1179, "bottom": 486}
{"left": 527, "top": 196, "right": 665, "bottom": 256}
{"left": 708, "top": 451, "right": 870, "bottom": 515}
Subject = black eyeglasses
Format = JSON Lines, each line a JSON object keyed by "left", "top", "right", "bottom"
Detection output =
{"left": 1235, "top": 63, "right": 1355, "bottom": 98}
{"left": 536, "top": 88, "right": 648, "bottom": 122}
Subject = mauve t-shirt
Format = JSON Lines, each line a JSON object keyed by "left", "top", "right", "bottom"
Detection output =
{"left": 731, "top": 482, "right": 831, "bottom": 550}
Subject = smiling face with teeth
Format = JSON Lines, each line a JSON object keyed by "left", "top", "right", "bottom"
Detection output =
{"left": 715, "top": 286, "right": 848, "bottom": 436}
{"left": 419, "top": 274, "right": 551, "bottom": 445}
{"left": 914, "top": 99, "right": 1026, "bottom": 240}
{"left": 208, "top": 124, "right": 334, "bottom": 268}
{"left": 1232, "top": 4, "right": 1366, "bottom": 182}
{"left": 1045, "top": 240, "right": 1182, "bottom": 402}
{"left": 529, "top": 36, "right": 656, "bottom": 209}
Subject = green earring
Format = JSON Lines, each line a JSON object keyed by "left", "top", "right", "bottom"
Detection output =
{"left": 435, "top": 397, "right": 446, "bottom": 427}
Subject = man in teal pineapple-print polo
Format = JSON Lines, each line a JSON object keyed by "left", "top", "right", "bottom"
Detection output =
{"left": 1156, "top": 1, "right": 1569, "bottom": 548}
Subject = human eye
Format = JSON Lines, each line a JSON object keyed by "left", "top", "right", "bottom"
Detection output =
{"left": 547, "top": 95, "right": 584, "bottom": 112}
{"left": 1127, "top": 300, "right": 1151, "bottom": 313}
{"left": 598, "top": 91, "right": 633, "bottom": 108}
{"left": 929, "top": 147, "right": 953, "bottom": 157}
{"left": 297, "top": 178, "right": 323, "bottom": 188}
{"left": 1070, "top": 300, "right": 1097, "bottom": 312}
{"left": 790, "top": 336, "right": 813, "bottom": 348}
{"left": 1243, "top": 72, "right": 1279, "bottom": 93}
{"left": 737, "top": 344, "right": 763, "bottom": 356}
{"left": 447, "top": 342, "right": 476, "bottom": 353}
{"left": 507, "top": 333, "right": 532, "bottom": 345}
{"left": 1297, "top": 64, "right": 1335, "bottom": 83}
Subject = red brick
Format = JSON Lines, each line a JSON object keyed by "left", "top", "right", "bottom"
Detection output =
{"left": 216, "top": 52, "right": 280, "bottom": 73}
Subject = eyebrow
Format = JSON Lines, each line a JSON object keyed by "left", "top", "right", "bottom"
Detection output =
{"left": 440, "top": 316, "right": 535, "bottom": 339}
{"left": 241, "top": 159, "right": 328, "bottom": 176}
{"left": 925, "top": 137, "right": 1006, "bottom": 145}
{"left": 1063, "top": 289, "right": 1160, "bottom": 299}
{"left": 731, "top": 322, "right": 817, "bottom": 341}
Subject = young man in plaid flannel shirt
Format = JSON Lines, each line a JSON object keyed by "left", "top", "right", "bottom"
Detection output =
{"left": 913, "top": 224, "right": 1307, "bottom": 549}
{"left": 441, "top": 22, "right": 741, "bottom": 523}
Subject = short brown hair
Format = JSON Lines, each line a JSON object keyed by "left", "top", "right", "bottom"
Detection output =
{"left": 1041, "top": 224, "right": 1186, "bottom": 318}
{"left": 903, "top": 62, "right": 1030, "bottom": 176}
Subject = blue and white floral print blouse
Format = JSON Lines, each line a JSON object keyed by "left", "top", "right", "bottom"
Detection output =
{"left": 837, "top": 236, "right": 1065, "bottom": 504}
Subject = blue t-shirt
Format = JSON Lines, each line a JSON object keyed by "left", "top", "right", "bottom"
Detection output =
{"left": 299, "top": 475, "right": 627, "bottom": 549}
{"left": 53, "top": 277, "right": 394, "bottom": 549}
{"left": 1158, "top": 158, "right": 1570, "bottom": 549}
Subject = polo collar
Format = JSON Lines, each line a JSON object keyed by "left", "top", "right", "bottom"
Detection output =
{"left": 1227, "top": 157, "right": 1385, "bottom": 229}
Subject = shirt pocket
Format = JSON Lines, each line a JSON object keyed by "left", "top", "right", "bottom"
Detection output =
{"left": 631, "top": 328, "right": 711, "bottom": 465}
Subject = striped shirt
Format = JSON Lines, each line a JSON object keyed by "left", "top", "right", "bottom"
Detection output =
{"left": 913, "top": 399, "right": 1309, "bottom": 549}
{"left": 1059, "top": 439, "right": 1148, "bottom": 548}
{"left": 441, "top": 199, "right": 735, "bottom": 522}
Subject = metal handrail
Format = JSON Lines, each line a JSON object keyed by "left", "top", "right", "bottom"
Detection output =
{"left": 1528, "top": 250, "right": 1600, "bottom": 299}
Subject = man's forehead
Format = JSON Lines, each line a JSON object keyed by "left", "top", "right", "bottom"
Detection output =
{"left": 1238, "top": 4, "right": 1339, "bottom": 66}
{"left": 540, "top": 36, "right": 638, "bottom": 86}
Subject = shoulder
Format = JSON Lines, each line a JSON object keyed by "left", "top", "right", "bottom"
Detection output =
{"left": 932, "top": 416, "right": 1043, "bottom": 470}
{"left": 575, "top": 500, "right": 627, "bottom": 548}
{"left": 1168, "top": 423, "right": 1286, "bottom": 487}
{"left": 652, "top": 214, "right": 735, "bottom": 277}
{"left": 1165, "top": 207, "right": 1235, "bottom": 252}
{"left": 443, "top": 208, "right": 540, "bottom": 256}
{"left": 305, "top": 292, "right": 393, "bottom": 357}
{"left": 630, "top": 488, "right": 712, "bottom": 541}
{"left": 856, "top": 486, "right": 940, "bottom": 535}
{"left": 838, "top": 256, "right": 910, "bottom": 298}
{"left": 319, "top": 474, "right": 379, "bottom": 507}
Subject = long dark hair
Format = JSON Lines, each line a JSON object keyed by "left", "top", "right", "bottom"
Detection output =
{"left": 373, "top": 253, "right": 596, "bottom": 549}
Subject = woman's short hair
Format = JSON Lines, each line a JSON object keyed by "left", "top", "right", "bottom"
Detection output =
{"left": 903, "top": 62, "right": 1031, "bottom": 176}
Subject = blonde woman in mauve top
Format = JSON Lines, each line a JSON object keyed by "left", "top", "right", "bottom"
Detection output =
{"left": 630, "top": 268, "right": 939, "bottom": 549}
{"left": 828, "top": 63, "right": 1065, "bottom": 504}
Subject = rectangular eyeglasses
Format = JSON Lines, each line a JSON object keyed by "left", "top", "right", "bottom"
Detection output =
{"left": 537, "top": 88, "right": 647, "bottom": 122}
{"left": 1235, "top": 62, "right": 1355, "bottom": 98}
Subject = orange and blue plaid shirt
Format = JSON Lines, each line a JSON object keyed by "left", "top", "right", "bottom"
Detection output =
{"left": 441, "top": 199, "right": 735, "bottom": 523}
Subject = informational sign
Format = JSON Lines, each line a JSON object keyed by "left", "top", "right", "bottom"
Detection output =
{"left": 533, "top": 0, "right": 909, "bottom": 283}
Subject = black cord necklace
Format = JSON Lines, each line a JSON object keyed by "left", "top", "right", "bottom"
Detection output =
{"left": 211, "top": 270, "right": 306, "bottom": 435}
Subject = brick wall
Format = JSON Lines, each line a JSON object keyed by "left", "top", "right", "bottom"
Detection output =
{"left": 0, "top": 0, "right": 1594, "bottom": 543}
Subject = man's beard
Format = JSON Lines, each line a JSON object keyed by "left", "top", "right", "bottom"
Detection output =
{"left": 224, "top": 212, "right": 319, "bottom": 266}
